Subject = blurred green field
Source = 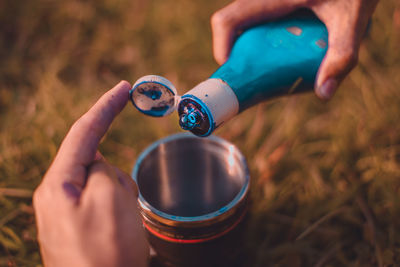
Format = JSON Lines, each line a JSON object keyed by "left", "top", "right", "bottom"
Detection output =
{"left": 1, "top": 0, "right": 400, "bottom": 266}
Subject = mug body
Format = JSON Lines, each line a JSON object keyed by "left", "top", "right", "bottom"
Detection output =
{"left": 132, "top": 134, "right": 250, "bottom": 267}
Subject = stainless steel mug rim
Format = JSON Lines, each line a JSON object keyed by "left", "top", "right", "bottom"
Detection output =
{"left": 132, "top": 133, "right": 250, "bottom": 223}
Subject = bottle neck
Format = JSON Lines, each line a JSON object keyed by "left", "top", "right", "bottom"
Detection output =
{"left": 179, "top": 79, "right": 239, "bottom": 136}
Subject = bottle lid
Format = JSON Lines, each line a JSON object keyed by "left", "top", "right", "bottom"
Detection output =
{"left": 129, "top": 75, "right": 178, "bottom": 117}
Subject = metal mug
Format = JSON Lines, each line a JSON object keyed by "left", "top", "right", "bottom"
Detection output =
{"left": 132, "top": 133, "right": 250, "bottom": 267}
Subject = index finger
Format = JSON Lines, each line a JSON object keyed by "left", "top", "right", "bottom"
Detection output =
{"left": 48, "top": 81, "right": 131, "bottom": 187}
{"left": 211, "top": 0, "right": 302, "bottom": 64}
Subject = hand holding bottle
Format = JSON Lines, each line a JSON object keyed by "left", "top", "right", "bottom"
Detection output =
{"left": 211, "top": 0, "right": 379, "bottom": 100}
{"left": 33, "top": 81, "right": 149, "bottom": 267}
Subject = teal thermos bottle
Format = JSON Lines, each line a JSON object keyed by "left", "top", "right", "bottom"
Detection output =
{"left": 129, "top": 13, "right": 328, "bottom": 137}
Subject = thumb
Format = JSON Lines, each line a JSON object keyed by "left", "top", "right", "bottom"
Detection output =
{"left": 314, "top": 24, "right": 360, "bottom": 100}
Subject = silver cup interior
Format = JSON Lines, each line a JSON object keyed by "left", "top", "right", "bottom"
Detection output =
{"left": 135, "top": 135, "right": 248, "bottom": 218}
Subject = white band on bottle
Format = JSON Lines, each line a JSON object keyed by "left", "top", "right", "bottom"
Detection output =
{"left": 185, "top": 78, "right": 239, "bottom": 128}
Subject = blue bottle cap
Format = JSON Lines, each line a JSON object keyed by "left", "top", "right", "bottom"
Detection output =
{"left": 129, "top": 75, "right": 178, "bottom": 117}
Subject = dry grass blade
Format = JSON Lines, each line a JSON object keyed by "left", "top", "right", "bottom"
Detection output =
{"left": 356, "top": 196, "right": 383, "bottom": 267}
{"left": 257, "top": 142, "right": 291, "bottom": 183}
{"left": 0, "top": 226, "right": 23, "bottom": 251}
{"left": 0, "top": 210, "right": 21, "bottom": 228}
{"left": 245, "top": 104, "right": 266, "bottom": 149}
{"left": 313, "top": 242, "right": 342, "bottom": 267}
{"left": 296, "top": 207, "right": 349, "bottom": 241}
{"left": 0, "top": 188, "right": 33, "bottom": 198}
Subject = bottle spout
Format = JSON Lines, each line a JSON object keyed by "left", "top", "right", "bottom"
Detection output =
{"left": 179, "top": 109, "right": 201, "bottom": 130}
{"left": 177, "top": 98, "right": 214, "bottom": 136}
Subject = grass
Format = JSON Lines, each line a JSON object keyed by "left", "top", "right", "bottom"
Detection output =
{"left": 1, "top": 0, "right": 400, "bottom": 266}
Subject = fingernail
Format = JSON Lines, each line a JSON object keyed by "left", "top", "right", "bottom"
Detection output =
{"left": 318, "top": 78, "right": 338, "bottom": 100}
{"left": 117, "top": 80, "right": 131, "bottom": 89}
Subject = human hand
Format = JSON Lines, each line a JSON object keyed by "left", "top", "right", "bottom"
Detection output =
{"left": 211, "top": 0, "right": 379, "bottom": 100}
{"left": 33, "top": 81, "right": 149, "bottom": 267}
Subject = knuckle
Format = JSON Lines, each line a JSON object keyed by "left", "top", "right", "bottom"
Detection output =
{"left": 69, "top": 116, "right": 85, "bottom": 134}
{"left": 32, "top": 185, "right": 44, "bottom": 208}
{"left": 210, "top": 11, "right": 225, "bottom": 28}
{"left": 210, "top": 9, "right": 233, "bottom": 29}
{"left": 89, "top": 160, "right": 113, "bottom": 176}
{"left": 71, "top": 115, "right": 90, "bottom": 130}
{"left": 72, "top": 114, "right": 101, "bottom": 137}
